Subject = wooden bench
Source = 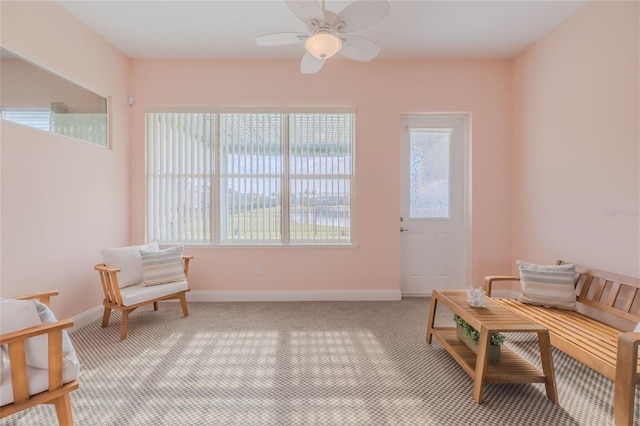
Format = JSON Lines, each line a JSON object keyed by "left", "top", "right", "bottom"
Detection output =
{"left": 483, "top": 261, "right": 640, "bottom": 426}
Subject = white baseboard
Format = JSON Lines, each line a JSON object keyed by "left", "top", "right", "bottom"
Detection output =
{"left": 72, "top": 305, "right": 103, "bottom": 331}
{"left": 187, "top": 289, "right": 402, "bottom": 302}
{"left": 70, "top": 290, "right": 401, "bottom": 330}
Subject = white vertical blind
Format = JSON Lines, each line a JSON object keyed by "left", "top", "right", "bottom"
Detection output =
{"left": 147, "top": 113, "right": 213, "bottom": 243}
{"left": 219, "top": 113, "right": 283, "bottom": 243}
{"left": 1, "top": 107, "right": 52, "bottom": 131}
{"left": 289, "top": 113, "right": 353, "bottom": 243}
{"left": 146, "top": 111, "right": 353, "bottom": 245}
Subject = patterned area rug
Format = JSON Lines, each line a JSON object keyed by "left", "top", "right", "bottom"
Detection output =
{"left": 1, "top": 298, "right": 638, "bottom": 425}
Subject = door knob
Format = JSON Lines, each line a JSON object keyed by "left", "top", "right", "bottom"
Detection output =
{"left": 400, "top": 227, "right": 409, "bottom": 232}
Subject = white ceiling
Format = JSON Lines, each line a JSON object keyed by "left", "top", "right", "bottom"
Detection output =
{"left": 57, "top": 0, "right": 588, "bottom": 60}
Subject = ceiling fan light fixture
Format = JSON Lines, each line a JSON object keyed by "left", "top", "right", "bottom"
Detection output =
{"left": 305, "top": 32, "right": 342, "bottom": 59}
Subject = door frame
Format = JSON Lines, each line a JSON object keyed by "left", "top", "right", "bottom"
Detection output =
{"left": 399, "top": 113, "right": 471, "bottom": 295}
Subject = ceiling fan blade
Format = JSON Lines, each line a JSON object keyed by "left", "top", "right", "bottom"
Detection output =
{"left": 333, "top": 0, "right": 390, "bottom": 33}
{"left": 255, "top": 32, "right": 307, "bottom": 46}
{"left": 285, "top": 0, "right": 325, "bottom": 26}
{"left": 300, "top": 52, "right": 325, "bottom": 74}
{"left": 339, "top": 35, "right": 380, "bottom": 62}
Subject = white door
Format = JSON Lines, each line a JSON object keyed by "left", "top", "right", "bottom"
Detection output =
{"left": 400, "top": 115, "right": 468, "bottom": 296}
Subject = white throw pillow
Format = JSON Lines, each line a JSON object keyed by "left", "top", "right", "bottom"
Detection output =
{"left": 0, "top": 299, "right": 79, "bottom": 370}
{"left": 101, "top": 242, "right": 159, "bottom": 287}
{"left": 35, "top": 301, "right": 79, "bottom": 368}
{"left": 517, "top": 260, "right": 578, "bottom": 310}
{"left": 0, "top": 299, "right": 45, "bottom": 368}
{"left": 140, "top": 246, "right": 186, "bottom": 286}
{"left": 634, "top": 322, "right": 640, "bottom": 332}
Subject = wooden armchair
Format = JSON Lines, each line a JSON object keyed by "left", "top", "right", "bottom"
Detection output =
{"left": 0, "top": 291, "right": 80, "bottom": 426}
{"left": 615, "top": 331, "right": 640, "bottom": 426}
{"left": 94, "top": 254, "right": 193, "bottom": 340}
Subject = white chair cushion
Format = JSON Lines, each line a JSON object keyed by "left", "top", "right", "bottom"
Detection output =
{"left": 119, "top": 281, "right": 188, "bottom": 306}
{"left": 0, "top": 299, "right": 79, "bottom": 370}
{"left": 0, "top": 299, "right": 46, "bottom": 369}
{"left": 0, "top": 362, "right": 79, "bottom": 407}
{"left": 35, "top": 301, "right": 78, "bottom": 368}
{"left": 101, "top": 242, "right": 159, "bottom": 288}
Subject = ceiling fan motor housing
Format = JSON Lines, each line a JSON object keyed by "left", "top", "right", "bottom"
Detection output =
{"left": 307, "top": 10, "right": 345, "bottom": 35}
{"left": 256, "top": 0, "right": 390, "bottom": 74}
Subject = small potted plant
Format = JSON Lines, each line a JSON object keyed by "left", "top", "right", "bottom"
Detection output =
{"left": 453, "top": 314, "right": 505, "bottom": 362}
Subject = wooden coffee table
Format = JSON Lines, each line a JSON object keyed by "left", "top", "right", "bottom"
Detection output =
{"left": 426, "top": 289, "right": 558, "bottom": 404}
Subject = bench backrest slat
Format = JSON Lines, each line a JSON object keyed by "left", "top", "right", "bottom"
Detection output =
{"left": 622, "top": 287, "right": 638, "bottom": 312}
{"left": 558, "top": 260, "right": 640, "bottom": 324}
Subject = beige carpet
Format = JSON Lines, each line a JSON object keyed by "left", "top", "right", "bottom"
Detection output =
{"left": 1, "top": 298, "right": 637, "bottom": 425}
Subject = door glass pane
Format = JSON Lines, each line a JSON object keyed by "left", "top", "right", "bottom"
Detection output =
{"left": 409, "top": 130, "right": 451, "bottom": 218}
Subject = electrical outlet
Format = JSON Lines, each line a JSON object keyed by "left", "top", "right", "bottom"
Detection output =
{"left": 256, "top": 265, "right": 263, "bottom": 275}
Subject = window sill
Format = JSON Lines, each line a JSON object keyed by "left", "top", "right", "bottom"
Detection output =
{"left": 160, "top": 243, "right": 359, "bottom": 249}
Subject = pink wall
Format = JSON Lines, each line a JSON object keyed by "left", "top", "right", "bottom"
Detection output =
{"left": 4, "top": 0, "right": 634, "bottom": 319}
{"left": 0, "top": 1, "right": 131, "bottom": 318}
{"left": 512, "top": 1, "right": 640, "bottom": 277}
{"left": 1, "top": 58, "right": 106, "bottom": 111}
{"left": 129, "top": 59, "right": 513, "bottom": 294}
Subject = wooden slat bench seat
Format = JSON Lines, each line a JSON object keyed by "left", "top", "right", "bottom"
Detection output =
{"left": 484, "top": 261, "right": 640, "bottom": 426}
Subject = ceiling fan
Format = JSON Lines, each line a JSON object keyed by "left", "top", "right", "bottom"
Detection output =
{"left": 255, "top": 0, "right": 390, "bottom": 74}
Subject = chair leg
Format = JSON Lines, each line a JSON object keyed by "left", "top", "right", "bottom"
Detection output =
{"left": 179, "top": 293, "right": 189, "bottom": 317}
{"left": 54, "top": 393, "right": 74, "bottom": 426}
{"left": 153, "top": 301, "right": 159, "bottom": 311}
{"left": 101, "top": 307, "right": 112, "bottom": 328}
{"left": 120, "top": 310, "right": 130, "bottom": 340}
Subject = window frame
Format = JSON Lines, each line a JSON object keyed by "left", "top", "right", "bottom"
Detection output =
{"left": 145, "top": 108, "right": 357, "bottom": 248}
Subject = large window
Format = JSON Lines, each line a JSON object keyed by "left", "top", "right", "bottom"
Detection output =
{"left": 146, "top": 111, "right": 354, "bottom": 245}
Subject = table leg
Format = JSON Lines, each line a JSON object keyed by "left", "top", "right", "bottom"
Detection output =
{"left": 472, "top": 325, "right": 490, "bottom": 404}
{"left": 537, "top": 330, "right": 558, "bottom": 403}
{"left": 426, "top": 294, "right": 438, "bottom": 344}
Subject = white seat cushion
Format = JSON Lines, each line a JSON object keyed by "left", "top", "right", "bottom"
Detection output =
{"left": 119, "top": 281, "right": 188, "bottom": 306}
{"left": 0, "top": 361, "right": 79, "bottom": 407}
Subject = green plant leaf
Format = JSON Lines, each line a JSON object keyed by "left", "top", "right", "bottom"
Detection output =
{"left": 453, "top": 314, "right": 505, "bottom": 346}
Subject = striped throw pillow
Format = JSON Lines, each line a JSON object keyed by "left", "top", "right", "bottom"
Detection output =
{"left": 517, "top": 260, "right": 577, "bottom": 310}
{"left": 139, "top": 246, "right": 186, "bottom": 287}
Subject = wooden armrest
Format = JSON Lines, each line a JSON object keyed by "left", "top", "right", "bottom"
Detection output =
{"left": 0, "top": 319, "right": 74, "bottom": 345}
{"left": 95, "top": 263, "right": 124, "bottom": 305}
{"left": 15, "top": 290, "right": 59, "bottom": 307}
{"left": 615, "top": 332, "right": 640, "bottom": 426}
{"left": 182, "top": 255, "right": 193, "bottom": 277}
{"left": 94, "top": 263, "right": 121, "bottom": 273}
{"left": 483, "top": 275, "right": 520, "bottom": 297}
